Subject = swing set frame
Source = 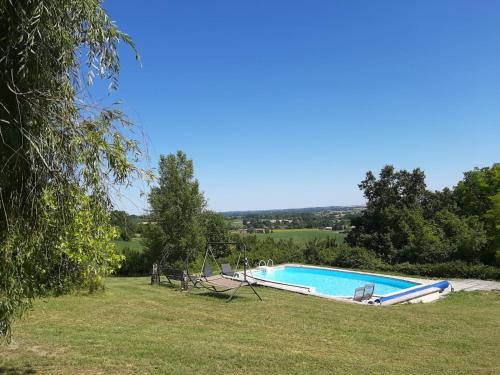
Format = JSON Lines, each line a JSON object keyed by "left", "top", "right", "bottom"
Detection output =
{"left": 186, "top": 241, "right": 262, "bottom": 302}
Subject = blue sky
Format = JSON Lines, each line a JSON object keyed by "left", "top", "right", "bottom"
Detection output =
{"left": 101, "top": 0, "right": 500, "bottom": 213}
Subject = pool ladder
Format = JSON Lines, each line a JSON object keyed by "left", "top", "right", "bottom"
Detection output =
{"left": 259, "top": 259, "right": 274, "bottom": 267}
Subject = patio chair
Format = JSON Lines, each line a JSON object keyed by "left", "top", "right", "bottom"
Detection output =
{"left": 221, "top": 263, "right": 236, "bottom": 277}
{"left": 363, "top": 283, "right": 375, "bottom": 300}
{"left": 353, "top": 286, "right": 365, "bottom": 302}
{"left": 188, "top": 263, "right": 213, "bottom": 289}
{"left": 202, "top": 263, "right": 213, "bottom": 278}
{"left": 353, "top": 283, "right": 376, "bottom": 302}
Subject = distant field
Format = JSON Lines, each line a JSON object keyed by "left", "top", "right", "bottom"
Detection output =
{"left": 226, "top": 218, "right": 244, "bottom": 229}
{"left": 256, "top": 229, "right": 346, "bottom": 243}
{"left": 114, "top": 237, "right": 146, "bottom": 252}
{"left": 114, "top": 231, "right": 343, "bottom": 250}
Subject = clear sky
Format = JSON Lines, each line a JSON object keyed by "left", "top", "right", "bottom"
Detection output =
{"left": 101, "top": 0, "right": 500, "bottom": 214}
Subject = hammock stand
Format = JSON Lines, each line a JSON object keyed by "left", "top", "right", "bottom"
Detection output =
{"left": 186, "top": 242, "right": 262, "bottom": 302}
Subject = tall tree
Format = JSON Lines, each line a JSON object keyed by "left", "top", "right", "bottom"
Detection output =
{"left": 145, "top": 151, "right": 206, "bottom": 265}
{"left": 0, "top": 0, "right": 141, "bottom": 338}
{"left": 202, "top": 211, "right": 230, "bottom": 258}
{"left": 347, "top": 166, "right": 427, "bottom": 261}
{"left": 454, "top": 164, "right": 500, "bottom": 264}
{"left": 111, "top": 210, "right": 137, "bottom": 241}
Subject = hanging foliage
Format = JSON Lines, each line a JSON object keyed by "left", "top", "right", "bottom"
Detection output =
{"left": 0, "top": 0, "right": 145, "bottom": 339}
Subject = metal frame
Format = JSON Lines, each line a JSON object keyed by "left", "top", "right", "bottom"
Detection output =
{"left": 186, "top": 241, "right": 262, "bottom": 302}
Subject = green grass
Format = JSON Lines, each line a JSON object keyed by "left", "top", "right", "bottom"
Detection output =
{"left": 114, "top": 237, "right": 145, "bottom": 252}
{"left": 256, "top": 228, "right": 346, "bottom": 243}
{"left": 1, "top": 277, "right": 499, "bottom": 374}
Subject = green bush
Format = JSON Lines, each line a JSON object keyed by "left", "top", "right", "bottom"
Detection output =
{"left": 117, "top": 247, "right": 151, "bottom": 276}
{"left": 330, "top": 245, "right": 385, "bottom": 269}
{"left": 385, "top": 261, "right": 500, "bottom": 280}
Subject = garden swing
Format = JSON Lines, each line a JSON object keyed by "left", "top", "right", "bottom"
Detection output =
{"left": 186, "top": 242, "right": 262, "bottom": 302}
{"left": 150, "top": 247, "right": 189, "bottom": 290}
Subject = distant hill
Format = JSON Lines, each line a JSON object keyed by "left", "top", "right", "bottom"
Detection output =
{"left": 221, "top": 205, "right": 365, "bottom": 217}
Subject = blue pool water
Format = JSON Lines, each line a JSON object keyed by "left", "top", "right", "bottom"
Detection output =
{"left": 251, "top": 265, "right": 419, "bottom": 297}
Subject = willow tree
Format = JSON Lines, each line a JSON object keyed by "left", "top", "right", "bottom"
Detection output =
{"left": 0, "top": 0, "right": 142, "bottom": 339}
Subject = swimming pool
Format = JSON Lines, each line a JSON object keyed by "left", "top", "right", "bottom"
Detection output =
{"left": 250, "top": 264, "right": 420, "bottom": 299}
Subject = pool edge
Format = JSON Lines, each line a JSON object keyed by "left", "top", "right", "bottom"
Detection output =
{"left": 246, "top": 263, "right": 442, "bottom": 304}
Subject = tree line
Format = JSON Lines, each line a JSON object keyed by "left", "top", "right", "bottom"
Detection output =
{"left": 347, "top": 164, "right": 499, "bottom": 266}
{"left": 118, "top": 154, "right": 499, "bottom": 281}
{"left": 238, "top": 212, "right": 354, "bottom": 231}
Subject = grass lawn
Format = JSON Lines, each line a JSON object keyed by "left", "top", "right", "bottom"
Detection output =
{"left": 113, "top": 237, "right": 146, "bottom": 252}
{"left": 1, "top": 278, "right": 499, "bottom": 374}
{"left": 256, "top": 228, "right": 346, "bottom": 243}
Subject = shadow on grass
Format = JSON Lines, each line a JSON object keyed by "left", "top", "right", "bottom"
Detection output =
{"left": 151, "top": 279, "right": 264, "bottom": 302}
{"left": 0, "top": 367, "right": 36, "bottom": 375}
{"left": 189, "top": 291, "right": 244, "bottom": 301}
{"left": 145, "top": 279, "right": 184, "bottom": 290}
{"left": 157, "top": 281, "right": 183, "bottom": 290}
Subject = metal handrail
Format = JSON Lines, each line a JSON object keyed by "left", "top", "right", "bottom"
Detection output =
{"left": 267, "top": 259, "right": 274, "bottom": 267}
{"left": 258, "top": 260, "right": 267, "bottom": 267}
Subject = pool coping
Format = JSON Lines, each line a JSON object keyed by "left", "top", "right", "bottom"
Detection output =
{"left": 245, "top": 263, "right": 439, "bottom": 304}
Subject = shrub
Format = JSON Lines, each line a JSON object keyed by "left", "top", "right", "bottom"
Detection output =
{"left": 120, "top": 231, "right": 130, "bottom": 241}
{"left": 384, "top": 261, "right": 500, "bottom": 280}
{"left": 117, "top": 247, "right": 150, "bottom": 276}
{"left": 331, "top": 245, "right": 385, "bottom": 269}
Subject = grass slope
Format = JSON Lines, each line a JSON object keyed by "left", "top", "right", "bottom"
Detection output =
{"left": 1, "top": 277, "right": 499, "bottom": 375}
{"left": 256, "top": 229, "right": 346, "bottom": 243}
{"left": 113, "top": 237, "right": 145, "bottom": 252}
